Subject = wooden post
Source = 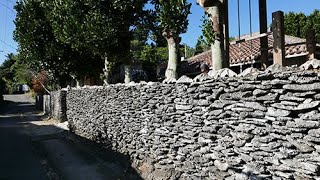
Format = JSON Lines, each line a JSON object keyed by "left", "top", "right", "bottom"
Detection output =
{"left": 306, "top": 29, "right": 316, "bottom": 60}
{"left": 272, "top": 11, "right": 285, "bottom": 66}
{"left": 259, "top": 0, "right": 269, "bottom": 69}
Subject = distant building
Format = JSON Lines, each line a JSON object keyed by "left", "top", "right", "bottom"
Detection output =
{"left": 182, "top": 33, "right": 320, "bottom": 76}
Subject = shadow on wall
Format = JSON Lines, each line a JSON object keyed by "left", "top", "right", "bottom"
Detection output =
{"left": 67, "top": 133, "right": 143, "bottom": 180}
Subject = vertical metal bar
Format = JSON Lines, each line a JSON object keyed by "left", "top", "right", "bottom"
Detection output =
{"left": 249, "top": 0, "right": 253, "bottom": 67}
{"left": 237, "top": 0, "right": 243, "bottom": 72}
{"left": 237, "top": 0, "right": 241, "bottom": 41}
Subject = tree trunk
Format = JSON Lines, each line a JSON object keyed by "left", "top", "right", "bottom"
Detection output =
{"left": 165, "top": 37, "right": 178, "bottom": 79}
{"left": 208, "top": 5, "right": 226, "bottom": 70}
{"left": 103, "top": 56, "right": 109, "bottom": 85}
{"left": 211, "top": 40, "right": 224, "bottom": 70}
{"left": 124, "top": 64, "right": 132, "bottom": 84}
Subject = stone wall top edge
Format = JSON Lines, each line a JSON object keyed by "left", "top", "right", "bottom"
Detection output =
{"left": 54, "top": 69, "right": 320, "bottom": 93}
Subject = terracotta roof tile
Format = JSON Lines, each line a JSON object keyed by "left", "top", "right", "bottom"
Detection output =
{"left": 187, "top": 33, "right": 311, "bottom": 67}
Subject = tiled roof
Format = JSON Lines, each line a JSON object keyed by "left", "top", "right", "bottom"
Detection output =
{"left": 187, "top": 33, "right": 314, "bottom": 67}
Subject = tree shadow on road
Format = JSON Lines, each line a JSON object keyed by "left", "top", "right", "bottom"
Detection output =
{"left": 31, "top": 124, "right": 143, "bottom": 180}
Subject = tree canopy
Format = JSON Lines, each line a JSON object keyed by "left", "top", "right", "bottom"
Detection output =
{"left": 153, "top": 0, "right": 191, "bottom": 40}
{"left": 284, "top": 10, "right": 320, "bottom": 42}
{"left": 14, "top": 0, "right": 102, "bottom": 86}
{"left": 13, "top": 0, "right": 194, "bottom": 85}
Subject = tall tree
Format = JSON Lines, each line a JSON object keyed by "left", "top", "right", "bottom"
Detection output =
{"left": 153, "top": 0, "right": 191, "bottom": 80}
{"left": 49, "top": 0, "right": 149, "bottom": 84}
{"left": 14, "top": 0, "right": 100, "bottom": 87}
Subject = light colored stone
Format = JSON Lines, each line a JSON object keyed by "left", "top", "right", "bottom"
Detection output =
{"left": 266, "top": 107, "right": 291, "bottom": 117}
{"left": 214, "top": 160, "right": 229, "bottom": 171}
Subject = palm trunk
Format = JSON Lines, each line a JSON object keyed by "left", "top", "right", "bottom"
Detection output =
{"left": 165, "top": 37, "right": 178, "bottom": 79}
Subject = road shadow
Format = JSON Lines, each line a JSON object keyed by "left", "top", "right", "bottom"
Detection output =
{"left": 0, "top": 100, "right": 38, "bottom": 115}
{"left": 31, "top": 123, "right": 143, "bottom": 180}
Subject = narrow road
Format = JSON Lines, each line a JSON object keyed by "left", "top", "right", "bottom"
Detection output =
{"left": 0, "top": 94, "right": 48, "bottom": 180}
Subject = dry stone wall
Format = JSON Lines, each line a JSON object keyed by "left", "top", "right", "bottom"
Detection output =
{"left": 51, "top": 90, "right": 67, "bottom": 122}
{"left": 66, "top": 70, "right": 320, "bottom": 180}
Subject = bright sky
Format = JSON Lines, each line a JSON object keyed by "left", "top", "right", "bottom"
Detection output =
{"left": 0, "top": 0, "right": 319, "bottom": 65}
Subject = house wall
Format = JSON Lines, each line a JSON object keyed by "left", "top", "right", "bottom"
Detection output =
{"left": 61, "top": 70, "right": 320, "bottom": 179}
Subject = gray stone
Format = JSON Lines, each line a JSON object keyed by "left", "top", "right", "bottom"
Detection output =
{"left": 242, "top": 162, "right": 266, "bottom": 174}
{"left": 271, "top": 103, "right": 295, "bottom": 110}
{"left": 271, "top": 89, "right": 286, "bottom": 94}
{"left": 280, "top": 159, "right": 319, "bottom": 174}
{"left": 293, "top": 91, "right": 317, "bottom": 97}
{"left": 256, "top": 93, "right": 279, "bottom": 101}
{"left": 283, "top": 83, "right": 320, "bottom": 92}
{"left": 253, "top": 89, "right": 269, "bottom": 96}
{"left": 236, "top": 102, "right": 267, "bottom": 111}
{"left": 274, "top": 171, "right": 294, "bottom": 179}
{"left": 300, "top": 111, "right": 320, "bottom": 120}
{"left": 295, "top": 76, "right": 320, "bottom": 84}
{"left": 175, "top": 104, "right": 192, "bottom": 110}
{"left": 206, "top": 87, "right": 224, "bottom": 101}
{"left": 208, "top": 110, "right": 223, "bottom": 117}
{"left": 287, "top": 136, "right": 315, "bottom": 153}
{"left": 214, "top": 160, "right": 229, "bottom": 171}
{"left": 219, "top": 91, "right": 252, "bottom": 100}
{"left": 287, "top": 119, "right": 319, "bottom": 129}
{"left": 304, "top": 135, "right": 320, "bottom": 143}
{"left": 231, "top": 107, "right": 254, "bottom": 112}
{"left": 176, "top": 75, "right": 193, "bottom": 84}
{"left": 294, "top": 101, "right": 320, "bottom": 111}
{"left": 262, "top": 79, "right": 292, "bottom": 85}
{"left": 308, "top": 129, "right": 320, "bottom": 138}
{"left": 280, "top": 94, "right": 305, "bottom": 102}
{"left": 266, "top": 107, "right": 291, "bottom": 117}
{"left": 198, "top": 100, "right": 210, "bottom": 106}
{"left": 314, "top": 94, "right": 320, "bottom": 100}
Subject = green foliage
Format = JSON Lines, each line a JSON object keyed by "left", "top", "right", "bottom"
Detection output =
{"left": 201, "top": 15, "right": 215, "bottom": 45}
{"left": 195, "top": 36, "right": 211, "bottom": 54}
{"left": 0, "top": 54, "right": 16, "bottom": 94}
{"left": 284, "top": 12, "right": 308, "bottom": 39}
{"left": 49, "top": 0, "right": 149, "bottom": 64}
{"left": 179, "top": 45, "right": 196, "bottom": 58}
{"left": 153, "top": 0, "right": 191, "bottom": 39}
{"left": 14, "top": 0, "right": 151, "bottom": 85}
{"left": 284, "top": 10, "right": 320, "bottom": 42}
{"left": 0, "top": 53, "right": 32, "bottom": 94}
{"left": 14, "top": 0, "right": 100, "bottom": 85}
{"left": 306, "top": 10, "right": 320, "bottom": 42}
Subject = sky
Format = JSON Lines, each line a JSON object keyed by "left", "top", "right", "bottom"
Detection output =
{"left": 0, "top": 0, "right": 320, "bottom": 65}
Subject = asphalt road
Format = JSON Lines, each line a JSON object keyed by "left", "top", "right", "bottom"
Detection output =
{"left": 0, "top": 94, "right": 48, "bottom": 180}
